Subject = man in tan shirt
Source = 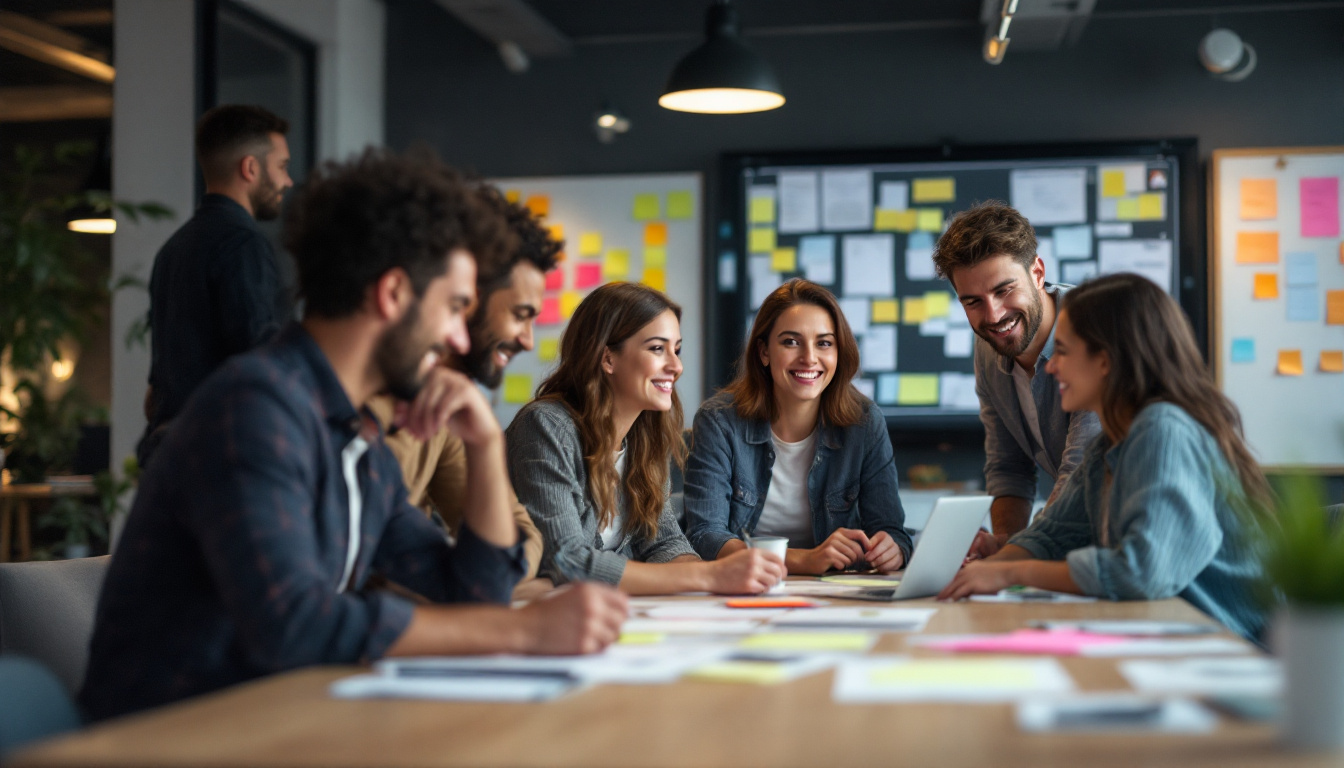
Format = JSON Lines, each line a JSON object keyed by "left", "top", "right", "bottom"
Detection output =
{"left": 375, "top": 187, "right": 560, "bottom": 579}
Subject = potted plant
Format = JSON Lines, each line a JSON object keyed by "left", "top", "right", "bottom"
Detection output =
{"left": 1262, "top": 475, "right": 1344, "bottom": 751}
{"left": 38, "top": 495, "right": 107, "bottom": 559}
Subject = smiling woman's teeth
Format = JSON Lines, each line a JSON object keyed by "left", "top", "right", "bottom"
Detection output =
{"left": 652, "top": 380, "right": 672, "bottom": 392}
{"left": 791, "top": 371, "right": 821, "bottom": 380}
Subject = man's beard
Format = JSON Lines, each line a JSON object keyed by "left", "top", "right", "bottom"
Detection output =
{"left": 459, "top": 314, "right": 522, "bottom": 390}
{"left": 250, "top": 166, "right": 284, "bottom": 221}
{"left": 975, "top": 287, "right": 1045, "bottom": 359}
{"left": 375, "top": 299, "right": 440, "bottom": 401}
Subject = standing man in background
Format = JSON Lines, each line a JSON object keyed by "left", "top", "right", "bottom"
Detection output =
{"left": 137, "top": 105, "right": 293, "bottom": 467}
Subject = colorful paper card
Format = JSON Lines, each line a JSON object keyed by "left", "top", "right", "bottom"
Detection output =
{"left": 1321, "top": 351, "right": 1344, "bottom": 373}
{"left": 912, "top": 178, "right": 956, "bottom": 203}
{"left": 1240, "top": 178, "right": 1277, "bottom": 220}
{"left": 1230, "top": 338, "right": 1255, "bottom": 363}
{"left": 871, "top": 299, "right": 899, "bottom": 323}
{"left": 1286, "top": 252, "right": 1319, "bottom": 287}
{"left": 898, "top": 374, "right": 940, "bottom": 405}
{"left": 538, "top": 338, "right": 559, "bottom": 362}
{"left": 1286, "top": 286, "right": 1320, "bottom": 322}
{"left": 1277, "top": 349, "right": 1304, "bottom": 376}
{"left": 525, "top": 195, "right": 549, "bottom": 218}
{"left": 644, "top": 222, "right": 668, "bottom": 247}
{"left": 923, "top": 629, "right": 1129, "bottom": 656}
{"left": 924, "top": 291, "right": 951, "bottom": 318}
{"left": 916, "top": 209, "right": 943, "bottom": 232}
{"left": 645, "top": 246, "right": 667, "bottom": 269}
{"left": 876, "top": 373, "right": 899, "bottom": 404}
{"left": 579, "top": 232, "right": 603, "bottom": 257}
{"left": 503, "top": 373, "right": 532, "bottom": 404}
{"left": 666, "top": 190, "right": 694, "bottom": 220}
{"left": 642, "top": 268, "right": 666, "bottom": 292}
{"left": 1235, "top": 232, "right": 1279, "bottom": 264}
{"left": 1252, "top": 272, "right": 1279, "bottom": 300}
{"left": 574, "top": 263, "right": 602, "bottom": 289}
{"left": 544, "top": 269, "right": 564, "bottom": 292}
{"left": 604, "top": 249, "right": 630, "bottom": 278}
{"left": 1300, "top": 177, "right": 1340, "bottom": 238}
{"left": 738, "top": 632, "right": 875, "bottom": 652}
{"left": 560, "top": 290, "right": 582, "bottom": 319}
{"left": 749, "top": 196, "right": 775, "bottom": 224}
{"left": 1101, "top": 170, "right": 1126, "bottom": 198}
{"left": 874, "top": 209, "right": 917, "bottom": 232}
{"left": 537, "top": 297, "right": 561, "bottom": 326}
{"left": 547, "top": 224, "right": 564, "bottom": 242}
{"left": 1137, "top": 193, "right": 1164, "bottom": 220}
{"left": 749, "top": 228, "right": 777, "bottom": 253}
{"left": 1115, "top": 197, "right": 1140, "bottom": 220}
{"left": 1328, "top": 290, "right": 1344, "bottom": 325}
{"left": 632, "top": 193, "right": 661, "bottom": 220}
{"left": 771, "top": 248, "right": 797, "bottom": 272}
{"left": 903, "top": 297, "right": 929, "bottom": 324}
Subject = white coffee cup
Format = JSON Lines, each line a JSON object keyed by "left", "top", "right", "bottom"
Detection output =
{"left": 747, "top": 535, "right": 788, "bottom": 594}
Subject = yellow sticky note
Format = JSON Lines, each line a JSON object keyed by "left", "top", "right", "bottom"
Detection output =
{"left": 642, "top": 268, "right": 666, "bottom": 292}
{"left": 749, "top": 228, "right": 776, "bottom": 253}
{"left": 903, "top": 297, "right": 928, "bottom": 324}
{"left": 603, "top": 249, "right": 630, "bottom": 278}
{"left": 684, "top": 661, "right": 792, "bottom": 685}
{"left": 633, "top": 193, "right": 661, "bottom": 220}
{"left": 644, "top": 222, "right": 668, "bottom": 247}
{"left": 538, "top": 338, "right": 559, "bottom": 362}
{"left": 1240, "top": 178, "right": 1277, "bottom": 220}
{"left": 1278, "top": 350, "right": 1304, "bottom": 376}
{"left": 1102, "top": 170, "right": 1126, "bottom": 198}
{"left": 871, "top": 299, "right": 899, "bottom": 323}
{"left": 771, "top": 248, "right": 797, "bottom": 272}
{"left": 875, "top": 209, "right": 917, "bottom": 232}
{"left": 504, "top": 189, "right": 521, "bottom": 203}
{"left": 579, "top": 232, "right": 603, "bottom": 257}
{"left": 1137, "top": 193, "right": 1164, "bottom": 220}
{"left": 1236, "top": 232, "right": 1279, "bottom": 264}
{"left": 525, "top": 195, "right": 549, "bottom": 218}
{"left": 912, "top": 178, "right": 956, "bottom": 203}
{"left": 923, "top": 291, "right": 951, "bottom": 318}
{"left": 1253, "top": 273, "right": 1279, "bottom": 300}
{"left": 547, "top": 223, "right": 564, "bottom": 242}
{"left": 1115, "top": 197, "right": 1140, "bottom": 220}
{"left": 560, "top": 290, "right": 582, "bottom": 319}
{"left": 1326, "top": 290, "right": 1344, "bottom": 325}
{"left": 503, "top": 373, "right": 532, "bottom": 404}
{"left": 898, "top": 374, "right": 940, "bottom": 405}
{"left": 871, "top": 660, "right": 1038, "bottom": 688}
{"left": 667, "top": 190, "right": 694, "bottom": 220}
{"left": 916, "top": 209, "right": 943, "bottom": 232}
{"left": 738, "top": 633, "right": 873, "bottom": 652}
{"left": 749, "top": 196, "right": 775, "bottom": 224}
{"left": 1321, "top": 351, "right": 1344, "bottom": 373}
{"left": 618, "top": 632, "right": 665, "bottom": 645}
{"left": 645, "top": 246, "right": 667, "bottom": 269}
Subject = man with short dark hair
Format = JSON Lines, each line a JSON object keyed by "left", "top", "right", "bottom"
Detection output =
{"left": 137, "top": 104, "right": 294, "bottom": 467}
{"left": 932, "top": 201, "right": 1100, "bottom": 555}
{"left": 82, "top": 149, "right": 627, "bottom": 722}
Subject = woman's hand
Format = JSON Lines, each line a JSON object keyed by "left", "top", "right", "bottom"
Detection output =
{"left": 937, "top": 560, "right": 1022, "bottom": 601}
{"left": 865, "top": 531, "right": 905, "bottom": 573}
{"left": 706, "top": 548, "right": 786, "bottom": 594}
{"left": 792, "top": 528, "right": 870, "bottom": 575}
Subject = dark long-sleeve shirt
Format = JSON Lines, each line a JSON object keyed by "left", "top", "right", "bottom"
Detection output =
{"left": 82, "top": 324, "right": 525, "bottom": 721}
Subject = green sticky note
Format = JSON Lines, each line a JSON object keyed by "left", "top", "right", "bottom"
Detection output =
{"left": 1115, "top": 197, "right": 1140, "bottom": 220}
{"left": 923, "top": 291, "right": 951, "bottom": 318}
{"left": 771, "top": 248, "right": 797, "bottom": 272}
{"left": 666, "top": 190, "right": 694, "bottom": 220}
{"left": 684, "top": 661, "right": 792, "bottom": 685}
{"left": 503, "top": 373, "right": 533, "bottom": 404}
{"left": 738, "top": 632, "right": 874, "bottom": 652}
{"left": 604, "top": 249, "right": 630, "bottom": 278}
{"left": 749, "top": 228, "right": 777, "bottom": 253}
{"left": 916, "top": 208, "right": 943, "bottom": 232}
{"left": 618, "top": 632, "right": 666, "bottom": 645}
{"left": 633, "top": 193, "right": 661, "bottom": 220}
{"left": 870, "top": 660, "right": 1039, "bottom": 688}
{"left": 644, "top": 246, "right": 667, "bottom": 268}
{"left": 750, "top": 196, "right": 776, "bottom": 224}
{"left": 897, "top": 374, "right": 940, "bottom": 405}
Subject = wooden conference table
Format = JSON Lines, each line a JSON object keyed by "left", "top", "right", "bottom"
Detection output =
{"left": 13, "top": 584, "right": 1343, "bottom": 768}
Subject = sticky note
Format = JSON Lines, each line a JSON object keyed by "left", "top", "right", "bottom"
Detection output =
{"left": 684, "top": 661, "right": 793, "bottom": 685}
{"left": 603, "top": 249, "right": 630, "bottom": 278}
{"left": 912, "top": 178, "right": 955, "bottom": 203}
{"left": 1252, "top": 273, "right": 1279, "bottom": 300}
{"left": 667, "top": 190, "right": 694, "bottom": 220}
{"left": 738, "top": 632, "right": 874, "bottom": 652}
{"left": 574, "top": 263, "right": 602, "bottom": 289}
{"left": 1328, "top": 290, "right": 1344, "bottom": 325}
{"left": 749, "top": 196, "right": 775, "bottom": 224}
{"left": 1277, "top": 350, "right": 1303, "bottom": 376}
{"left": 1322, "top": 351, "right": 1344, "bottom": 373}
{"left": 1230, "top": 338, "right": 1255, "bottom": 363}
{"left": 525, "top": 195, "right": 549, "bottom": 218}
{"left": 1236, "top": 232, "right": 1279, "bottom": 264}
{"left": 1101, "top": 170, "right": 1126, "bottom": 198}
{"left": 916, "top": 208, "right": 943, "bottom": 232}
{"left": 644, "top": 247, "right": 667, "bottom": 270}
{"left": 1115, "top": 197, "right": 1140, "bottom": 220}
{"left": 633, "top": 193, "right": 661, "bottom": 220}
{"left": 644, "top": 222, "right": 668, "bottom": 247}
{"left": 579, "top": 232, "right": 603, "bottom": 257}
{"left": 1340, "top": 242, "right": 1343, "bottom": 265}
{"left": 503, "top": 373, "right": 532, "bottom": 404}
{"left": 1301, "top": 177, "right": 1340, "bottom": 238}
{"left": 876, "top": 373, "right": 898, "bottom": 404}
{"left": 537, "top": 297, "right": 561, "bottom": 325}
{"left": 923, "top": 291, "right": 951, "bottom": 318}
{"left": 1240, "top": 178, "right": 1277, "bottom": 220}
{"left": 874, "top": 209, "right": 917, "bottom": 232}
{"left": 1286, "top": 252, "right": 1319, "bottom": 286}
{"left": 547, "top": 223, "right": 564, "bottom": 242}
{"left": 544, "top": 269, "right": 564, "bottom": 292}
{"left": 871, "top": 660, "right": 1038, "bottom": 688}
{"left": 1137, "top": 193, "right": 1164, "bottom": 220}
{"left": 898, "top": 374, "right": 940, "bottom": 405}
{"left": 642, "top": 268, "right": 666, "bottom": 292}
{"left": 560, "top": 290, "right": 582, "bottom": 319}
{"left": 871, "top": 299, "right": 899, "bottom": 323}
{"left": 1287, "top": 286, "right": 1320, "bottom": 322}
{"left": 538, "top": 338, "right": 559, "bottom": 362}
{"left": 903, "top": 297, "right": 928, "bottom": 324}
{"left": 771, "top": 248, "right": 797, "bottom": 272}
{"left": 618, "top": 632, "right": 665, "bottom": 645}
{"left": 504, "top": 189, "right": 520, "bottom": 203}
{"left": 749, "top": 228, "right": 776, "bottom": 253}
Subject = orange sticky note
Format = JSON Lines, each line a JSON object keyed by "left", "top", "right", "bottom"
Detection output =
{"left": 548, "top": 223, "right": 564, "bottom": 242}
{"left": 1328, "top": 290, "right": 1344, "bottom": 325}
{"left": 1236, "top": 232, "right": 1279, "bottom": 264}
{"left": 1339, "top": 242, "right": 1343, "bottom": 265}
{"left": 1277, "top": 350, "right": 1304, "bottom": 376}
{"left": 644, "top": 222, "right": 668, "bottom": 247}
{"left": 1321, "top": 351, "right": 1344, "bottom": 373}
{"left": 725, "top": 598, "right": 820, "bottom": 609}
{"left": 641, "top": 268, "right": 666, "bottom": 292}
{"left": 1240, "top": 179, "right": 1277, "bottom": 220}
{"left": 525, "top": 195, "right": 550, "bottom": 218}
{"left": 1253, "top": 273, "right": 1279, "bottom": 300}
{"left": 504, "top": 189, "right": 520, "bottom": 203}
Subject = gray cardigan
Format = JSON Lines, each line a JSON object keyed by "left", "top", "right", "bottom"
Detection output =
{"left": 505, "top": 399, "right": 697, "bottom": 585}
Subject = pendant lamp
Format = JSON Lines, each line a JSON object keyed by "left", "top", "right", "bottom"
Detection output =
{"left": 659, "top": 0, "right": 784, "bottom": 114}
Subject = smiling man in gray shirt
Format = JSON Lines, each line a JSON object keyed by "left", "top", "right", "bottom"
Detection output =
{"left": 933, "top": 201, "right": 1101, "bottom": 555}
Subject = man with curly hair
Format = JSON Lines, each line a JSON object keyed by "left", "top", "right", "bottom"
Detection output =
{"left": 372, "top": 187, "right": 561, "bottom": 581}
{"left": 81, "top": 149, "right": 627, "bottom": 721}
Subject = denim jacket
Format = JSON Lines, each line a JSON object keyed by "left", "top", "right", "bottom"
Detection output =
{"left": 683, "top": 391, "right": 912, "bottom": 562}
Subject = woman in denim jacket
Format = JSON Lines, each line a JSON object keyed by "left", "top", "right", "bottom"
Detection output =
{"left": 684, "top": 279, "right": 913, "bottom": 575}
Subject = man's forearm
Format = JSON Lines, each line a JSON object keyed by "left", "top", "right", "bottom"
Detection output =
{"left": 990, "top": 495, "right": 1033, "bottom": 539}
{"left": 387, "top": 604, "right": 530, "bottom": 657}
{"left": 460, "top": 435, "right": 518, "bottom": 548}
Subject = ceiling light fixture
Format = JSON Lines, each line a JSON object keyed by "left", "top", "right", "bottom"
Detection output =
{"left": 1199, "top": 28, "right": 1256, "bottom": 82}
{"left": 594, "top": 103, "right": 631, "bottom": 143}
{"left": 659, "top": 0, "right": 783, "bottom": 115}
{"left": 982, "top": 0, "right": 1017, "bottom": 65}
{"left": 67, "top": 217, "right": 115, "bottom": 234}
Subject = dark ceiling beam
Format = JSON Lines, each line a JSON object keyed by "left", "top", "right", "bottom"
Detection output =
{"left": 0, "top": 10, "right": 115, "bottom": 83}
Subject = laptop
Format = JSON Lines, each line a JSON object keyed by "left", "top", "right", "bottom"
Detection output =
{"left": 846, "top": 495, "right": 992, "bottom": 601}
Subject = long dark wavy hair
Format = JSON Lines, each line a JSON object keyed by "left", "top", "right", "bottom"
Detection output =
{"left": 536, "top": 283, "right": 685, "bottom": 539}
{"left": 1060, "top": 273, "right": 1273, "bottom": 515}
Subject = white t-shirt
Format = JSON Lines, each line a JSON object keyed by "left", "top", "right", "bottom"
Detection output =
{"left": 755, "top": 429, "right": 819, "bottom": 548}
{"left": 337, "top": 435, "right": 369, "bottom": 594}
{"left": 599, "top": 446, "right": 628, "bottom": 551}
{"left": 1012, "top": 362, "right": 1047, "bottom": 457}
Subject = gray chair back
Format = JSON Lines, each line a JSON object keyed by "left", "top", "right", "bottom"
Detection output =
{"left": 0, "top": 656, "right": 82, "bottom": 758}
{"left": 0, "top": 556, "right": 109, "bottom": 696}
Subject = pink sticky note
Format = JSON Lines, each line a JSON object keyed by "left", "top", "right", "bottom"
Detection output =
{"left": 1301, "top": 177, "right": 1340, "bottom": 238}
{"left": 925, "top": 629, "right": 1129, "bottom": 656}
{"left": 574, "top": 263, "right": 603, "bottom": 289}
{"left": 544, "top": 269, "right": 564, "bottom": 292}
{"left": 537, "top": 297, "right": 561, "bottom": 326}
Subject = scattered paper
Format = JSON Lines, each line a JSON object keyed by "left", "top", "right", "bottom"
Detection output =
{"left": 1097, "top": 239, "right": 1173, "bottom": 292}
{"left": 749, "top": 187, "right": 776, "bottom": 224}
{"left": 879, "top": 181, "right": 910, "bottom": 211}
{"left": 1235, "top": 231, "right": 1279, "bottom": 264}
{"left": 940, "top": 372, "right": 979, "bottom": 409}
{"left": 833, "top": 656, "right": 1075, "bottom": 703}
{"left": 579, "top": 232, "right": 603, "bottom": 257}
{"left": 574, "top": 263, "right": 602, "bottom": 289}
{"left": 917, "top": 629, "right": 1130, "bottom": 655}
{"left": 644, "top": 222, "right": 668, "bottom": 247}
{"left": 1277, "top": 349, "right": 1304, "bottom": 376}
{"left": 1230, "top": 338, "right": 1255, "bottom": 364}
{"left": 799, "top": 235, "right": 836, "bottom": 284}
{"left": 821, "top": 169, "right": 873, "bottom": 231}
{"left": 1285, "top": 252, "right": 1318, "bottom": 286}
{"left": 839, "top": 297, "right": 871, "bottom": 335}
{"left": 331, "top": 672, "right": 575, "bottom": 702}
{"left": 1239, "top": 178, "right": 1277, "bottom": 220}
{"left": 684, "top": 654, "right": 838, "bottom": 685}
{"left": 944, "top": 328, "right": 974, "bottom": 358}
{"left": 861, "top": 325, "right": 897, "bottom": 371}
{"left": 1119, "top": 657, "right": 1280, "bottom": 696}
{"left": 1286, "top": 287, "right": 1319, "bottom": 322}
{"left": 645, "top": 604, "right": 789, "bottom": 620}
{"left": 969, "top": 587, "right": 1096, "bottom": 603}
{"left": 912, "top": 178, "right": 955, "bottom": 203}
{"left": 503, "top": 373, "right": 532, "bottom": 404}
{"left": 1300, "top": 176, "right": 1339, "bottom": 237}
{"left": 1053, "top": 224, "right": 1092, "bottom": 259}
{"left": 749, "top": 228, "right": 776, "bottom": 253}
{"left": 841, "top": 233, "right": 896, "bottom": 296}
{"left": 778, "top": 172, "right": 820, "bottom": 233}
{"left": 1017, "top": 695, "right": 1218, "bottom": 734}
{"left": 741, "top": 632, "right": 877, "bottom": 653}
{"left": 871, "top": 299, "right": 900, "bottom": 323}
{"left": 1028, "top": 620, "right": 1221, "bottom": 636}
{"left": 666, "top": 190, "right": 694, "bottom": 220}
{"left": 633, "top": 193, "right": 661, "bottom": 220}
{"left": 1010, "top": 168, "right": 1087, "bottom": 226}
{"left": 898, "top": 374, "right": 940, "bottom": 405}
{"left": 1252, "top": 272, "right": 1279, "bottom": 300}
{"left": 905, "top": 231, "right": 937, "bottom": 280}
{"left": 770, "top": 607, "right": 937, "bottom": 632}
{"left": 621, "top": 619, "right": 760, "bottom": 635}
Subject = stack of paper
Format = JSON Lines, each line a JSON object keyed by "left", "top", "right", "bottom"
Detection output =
{"left": 1119, "top": 657, "right": 1281, "bottom": 697}
{"left": 1017, "top": 695, "right": 1218, "bottom": 734}
{"left": 769, "top": 607, "right": 937, "bottom": 633}
{"left": 833, "top": 656, "right": 1075, "bottom": 703}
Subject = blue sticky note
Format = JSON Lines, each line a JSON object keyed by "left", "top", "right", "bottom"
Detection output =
{"left": 876, "top": 373, "right": 900, "bottom": 404}
{"left": 1286, "top": 286, "right": 1320, "bottom": 322}
{"left": 908, "top": 231, "right": 935, "bottom": 250}
{"left": 1286, "top": 252, "right": 1318, "bottom": 287}
{"left": 1230, "top": 338, "right": 1256, "bottom": 363}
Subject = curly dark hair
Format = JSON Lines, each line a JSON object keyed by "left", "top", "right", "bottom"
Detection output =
{"left": 474, "top": 185, "right": 564, "bottom": 297}
{"left": 932, "top": 200, "right": 1037, "bottom": 286}
{"left": 283, "top": 147, "right": 515, "bottom": 318}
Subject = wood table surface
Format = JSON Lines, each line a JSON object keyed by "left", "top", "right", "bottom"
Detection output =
{"left": 12, "top": 587, "right": 1343, "bottom": 768}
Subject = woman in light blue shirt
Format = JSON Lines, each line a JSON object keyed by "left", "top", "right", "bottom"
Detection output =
{"left": 940, "top": 273, "right": 1273, "bottom": 641}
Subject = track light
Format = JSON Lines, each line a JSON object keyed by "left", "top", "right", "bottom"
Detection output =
{"left": 982, "top": 0, "right": 1016, "bottom": 65}
{"left": 594, "top": 103, "right": 631, "bottom": 143}
{"left": 1199, "top": 29, "right": 1256, "bottom": 82}
{"left": 659, "top": 0, "right": 784, "bottom": 114}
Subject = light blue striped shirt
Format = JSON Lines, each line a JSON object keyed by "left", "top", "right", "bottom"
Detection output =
{"left": 1009, "top": 401, "right": 1268, "bottom": 642}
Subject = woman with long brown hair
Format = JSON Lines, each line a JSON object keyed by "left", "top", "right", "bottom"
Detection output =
{"left": 505, "top": 282, "right": 785, "bottom": 594}
{"left": 684, "top": 279, "right": 912, "bottom": 575}
{"left": 940, "top": 273, "right": 1272, "bottom": 641}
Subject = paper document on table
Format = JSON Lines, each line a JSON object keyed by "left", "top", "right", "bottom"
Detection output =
{"left": 821, "top": 169, "right": 873, "bottom": 231}
{"left": 333, "top": 663, "right": 581, "bottom": 702}
{"left": 620, "top": 618, "right": 762, "bottom": 635}
{"left": 684, "top": 652, "right": 840, "bottom": 685}
{"left": 645, "top": 604, "right": 791, "bottom": 620}
{"left": 969, "top": 587, "right": 1097, "bottom": 603}
{"left": 1009, "top": 168, "right": 1087, "bottom": 226}
{"left": 1017, "top": 695, "right": 1218, "bottom": 734}
{"left": 1119, "top": 657, "right": 1281, "bottom": 697}
{"left": 770, "top": 607, "right": 937, "bottom": 632}
{"left": 778, "top": 171, "right": 820, "bottom": 234}
{"left": 375, "top": 646, "right": 732, "bottom": 686}
{"left": 841, "top": 233, "right": 895, "bottom": 296}
{"left": 1097, "top": 239, "right": 1172, "bottom": 292}
{"left": 833, "top": 656, "right": 1075, "bottom": 703}
{"left": 1029, "top": 620, "right": 1220, "bottom": 636}
{"left": 740, "top": 632, "right": 877, "bottom": 653}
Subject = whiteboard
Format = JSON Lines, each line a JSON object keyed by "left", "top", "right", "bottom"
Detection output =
{"left": 487, "top": 173, "right": 703, "bottom": 428}
{"left": 1211, "top": 148, "right": 1344, "bottom": 470}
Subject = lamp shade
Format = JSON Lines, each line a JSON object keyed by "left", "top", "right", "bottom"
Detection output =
{"left": 659, "top": 1, "right": 784, "bottom": 114}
